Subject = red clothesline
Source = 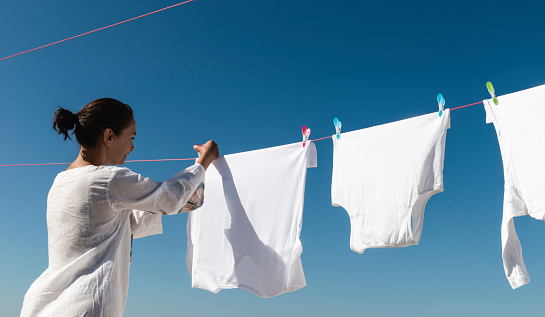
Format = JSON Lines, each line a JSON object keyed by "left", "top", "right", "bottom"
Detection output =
{"left": 309, "top": 101, "right": 484, "bottom": 142}
{"left": 0, "top": 101, "right": 484, "bottom": 167}
{"left": 0, "top": 0, "right": 199, "bottom": 62}
{"left": 0, "top": 158, "right": 197, "bottom": 167}
{"left": 450, "top": 101, "right": 483, "bottom": 111}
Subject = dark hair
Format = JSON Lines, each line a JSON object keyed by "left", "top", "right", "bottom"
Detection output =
{"left": 53, "top": 98, "right": 134, "bottom": 147}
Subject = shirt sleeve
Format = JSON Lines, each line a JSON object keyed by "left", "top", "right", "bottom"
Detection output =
{"left": 108, "top": 163, "right": 206, "bottom": 216}
{"left": 130, "top": 210, "right": 163, "bottom": 239}
{"left": 501, "top": 186, "right": 531, "bottom": 289}
{"left": 130, "top": 181, "right": 205, "bottom": 239}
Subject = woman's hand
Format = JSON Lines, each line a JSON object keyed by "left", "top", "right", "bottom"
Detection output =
{"left": 194, "top": 140, "right": 219, "bottom": 170}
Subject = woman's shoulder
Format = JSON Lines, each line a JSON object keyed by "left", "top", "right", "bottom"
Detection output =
{"left": 54, "top": 165, "right": 135, "bottom": 184}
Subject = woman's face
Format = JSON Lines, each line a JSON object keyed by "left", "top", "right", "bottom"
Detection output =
{"left": 109, "top": 119, "right": 136, "bottom": 165}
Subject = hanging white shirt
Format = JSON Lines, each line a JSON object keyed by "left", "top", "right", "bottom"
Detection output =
{"left": 484, "top": 84, "right": 545, "bottom": 289}
{"left": 331, "top": 110, "right": 450, "bottom": 253}
{"left": 186, "top": 142, "right": 317, "bottom": 298}
{"left": 21, "top": 164, "right": 205, "bottom": 316}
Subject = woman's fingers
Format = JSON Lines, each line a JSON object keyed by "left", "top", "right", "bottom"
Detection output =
{"left": 195, "top": 141, "right": 218, "bottom": 170}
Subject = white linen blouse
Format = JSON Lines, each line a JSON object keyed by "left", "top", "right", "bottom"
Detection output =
{"left": 21, "top": 164, "right": 205, "bottom": 316}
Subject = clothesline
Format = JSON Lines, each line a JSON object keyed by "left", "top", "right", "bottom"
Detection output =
{"left": 310, "top": 101, "right": 483, "bottom": 142}
{"left": 0, "top": 158, "right": 197, "bottom": 167}
{"left": 0, "top": 0, "right": 199, "bottom": 62}
{"left": 449, "top": 101, "right": 483, "bottom": 111}
{"left": 0, "top": 101, "right": 483, "bottom": 167}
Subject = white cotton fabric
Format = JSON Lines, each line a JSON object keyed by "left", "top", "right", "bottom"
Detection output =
{"left": 21, "top": 164, "right": 205, "bottom": 317}
{"left": 331, "top": 110, "right": 450, "bottom": 254}
{"left": 186, "top": 142, "right": 317, "bottom": 298}
{"left": 483, "top": 84, "right": 545, "bottom": 289}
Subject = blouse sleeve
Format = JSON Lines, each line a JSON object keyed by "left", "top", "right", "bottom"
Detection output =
{"left": 108, "top": 163, "right": 206, "bottom": 239}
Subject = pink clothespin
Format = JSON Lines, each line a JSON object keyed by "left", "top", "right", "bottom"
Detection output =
{"left": 302, "top": 125, "right": 311, "bottom": 147}
{"left": 195, "top": 144, "right": 201, "bottom": 158}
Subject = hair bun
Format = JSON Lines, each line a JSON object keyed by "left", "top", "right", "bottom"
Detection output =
{"left": 53, "top": 107, "right": 78, "bottom": 140}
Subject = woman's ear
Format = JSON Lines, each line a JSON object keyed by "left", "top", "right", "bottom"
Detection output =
{"left": 103, "top": 128, "right": 115, "bottom": 147}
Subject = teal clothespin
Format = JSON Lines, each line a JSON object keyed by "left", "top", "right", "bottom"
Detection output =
{"left": 437, "top": 93, "right": 445, "bottom": 117}
{"left": 333, "top": 117, "right": 342, "bottom": 139}
{"left": 486, "top": 81, "right": 499, "bottom": 105}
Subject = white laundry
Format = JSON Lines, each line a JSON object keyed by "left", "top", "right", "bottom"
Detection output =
{"left": 331, "top": 110, "right": 450, "bottom": 254}
{"left": 186, "top": 142, "right": 317, "bottom": 298}
{"left": 21, "top": 164, "right": 205, "bottom": 316}
{"left": 483, "top": 84, "right": 545, "bottom": 289}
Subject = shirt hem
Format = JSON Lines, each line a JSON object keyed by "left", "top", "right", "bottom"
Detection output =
{"left": 205, "top": 283, "right": 306, "bottom": 298}
{"left": 508, "top": 275, "right": 530, "bottom": 289}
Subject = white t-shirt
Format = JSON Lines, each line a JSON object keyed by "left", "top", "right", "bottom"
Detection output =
{"left": 332, "top": 110, "right": 450, "bottom": 253}
{"left": 21, "top": 164, "right": 205, "bottom": 316}
{"left": 484, "top": 84, "right": 545, "bottom": 289}
{"left": 186, "top": 142, "right": 317, "bottom": 298}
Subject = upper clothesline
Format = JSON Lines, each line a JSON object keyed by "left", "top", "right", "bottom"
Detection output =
{"left": 0, "top": 0, "right": 200, "bottom": 62}
{"left": 0, "top": 100, "right": 483, "bottom": 167}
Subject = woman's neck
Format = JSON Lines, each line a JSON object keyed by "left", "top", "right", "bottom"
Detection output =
{"left": 66, "top": 147, "right": 107, "bottom": 170}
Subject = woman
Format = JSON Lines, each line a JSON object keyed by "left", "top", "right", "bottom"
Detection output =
{"left": 21, "top": 98, "right": 219, "bottom": 316}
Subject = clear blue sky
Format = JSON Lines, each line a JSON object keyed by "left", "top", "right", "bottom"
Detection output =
{"left": 2, "top": 0, "right": 545, "bottom": 315}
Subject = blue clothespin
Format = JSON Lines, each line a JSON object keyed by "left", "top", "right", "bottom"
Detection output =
{"left": 333, "top": 117, "right": 342, "bottom": 139}
{"left": 437, "top": 93, "right": 445, "bottom": 117}
{"left": 302, "top": 125, "right": 311, "bottom": 147}
{"left": 487, "top": 81, "right": 499, "bottom": 105}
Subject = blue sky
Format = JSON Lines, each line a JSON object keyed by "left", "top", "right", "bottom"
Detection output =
{"left": 2, "top": 0, "right": 545, "bottom": 315}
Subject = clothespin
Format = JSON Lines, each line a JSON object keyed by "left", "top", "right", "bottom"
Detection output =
{"left": 302, "top": 125, "right": 311, "bottom": 147}
{"left": 437, "top": 93, "right": 445, "bottom": 117}
{"left": 486, "top": 81, "right": 499, "bottom": 105}
{"left": 333, "top": 117, "right": 342, "bottom": 139}
{"left": 195, "top": 144, "right": 201, "bottom": 157}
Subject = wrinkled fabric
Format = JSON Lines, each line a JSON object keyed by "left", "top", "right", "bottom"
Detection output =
{"left": 484, "top": 84, "right": 545, "bottom": 289}
{"left": 187, "top": 142, "right": 317, "bottom": 298}
{"left": 331, "top": 110, "right": 450, "bottom": 254}
{"left": 21, "top": 164, "right": 205, "bottom": 316}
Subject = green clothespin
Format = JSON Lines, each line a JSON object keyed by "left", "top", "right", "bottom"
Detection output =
{"left": 486, "top": 81, "right": 499, "bottom": 105}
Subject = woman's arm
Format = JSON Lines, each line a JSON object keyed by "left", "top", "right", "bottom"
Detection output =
{"left": 108, "top": 140, "right": 219, "bottom": 215}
